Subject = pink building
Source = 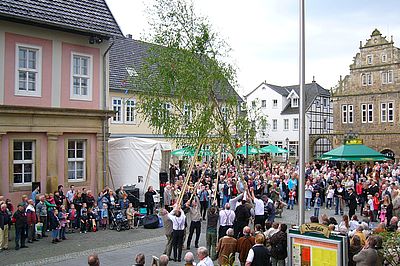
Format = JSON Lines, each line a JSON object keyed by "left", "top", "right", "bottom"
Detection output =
{"left": 0, "top": 0, "right": 122, "bottom": 204}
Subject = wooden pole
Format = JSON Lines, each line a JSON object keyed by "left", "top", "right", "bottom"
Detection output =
{"left": 143, "top": 148, "right": 157, "bottom": 195}
{"left": 188, "top": 165, "right": 206, "bottom": 202}
{"left": 213, "top": 145, "right": 222, "bottom": 202}
{"left": 177, "top": 141, "right": 203, "bottom": 205}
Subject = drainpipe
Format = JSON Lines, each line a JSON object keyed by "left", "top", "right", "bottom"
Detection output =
{"left": 102, "top": 38, "right": 115, "bottom": 188}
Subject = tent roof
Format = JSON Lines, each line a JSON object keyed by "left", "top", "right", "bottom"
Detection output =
{"left": 319, "top": 144, "right": 388, "bottom": 161}
{"left": 108, "top": 137, "right": 171, "bottom": 151}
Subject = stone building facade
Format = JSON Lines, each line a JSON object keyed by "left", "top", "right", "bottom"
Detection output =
{"left": 332, "top": 29, "right": 400, "bottom": 161}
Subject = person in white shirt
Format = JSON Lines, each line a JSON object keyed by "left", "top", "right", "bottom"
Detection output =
{"left": 218, "top": 203, "right": 235, "bottom": 240}
{"left": 196, "top": 247, "right": 214, "bottom": 266}
{"left": 250, "top": 187, "right": 265, "bottom": 230}
{"left": 168, "top": 205, "right": 186, "bottom": 262}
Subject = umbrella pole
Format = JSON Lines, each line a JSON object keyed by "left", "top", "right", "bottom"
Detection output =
{"left": 177, "top": 141, "right": 203, "bottom": 206}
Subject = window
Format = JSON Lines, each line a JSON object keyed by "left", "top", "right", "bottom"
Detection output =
{"left": 367, "top": 55, "right": 373, "bottom": 65}
{"left": 112, "top": 97, "right": 122, "bottom": 123}
{"left": 126, "top": 67, "right": 138, "bottom": 77}
{"left": 71, "top": 53, "right": 92, "bottom": 100}
{"left": 367, "top": 104, "right": 373, "bottom": 123}
{"left": 289, "top": 141, "right": 299, "bottom": 157}
{"left": 293, "top": 118, "right": 299, "bottom": 130}
{"left": 381, "top": 71, "right": 393, "bottom": 84}
{"left": 292, "top": 98, "right": 299, "bottom": 107}
{"left": 272, "top": 99, "right": 278, "bottom": 108}
{"left": 16, "top": 44, "right": 41, "bottom": 96}
{"left": 221, "top": 106, "right": 228, "bottom": 121}
{"left": 348, "top": 105, "right": 354, "bottom": 123}
{"left": 13, "top": 141, "right": 34, "bottom": 185}
{"left": 125, "top": 99, "right": 136, "bottom": 123}
{"left": 388, "top": 102, "right": 394, "bottom": 122}
{"left": 272, "top": 119, "right": 277, "bottom": 131}
{"left": 342, "top": 105, "right": 347, "bottom": 123}
{"left": 382, "top": 54, "right": 387, "bottom": 63}
{"left": 251, "top": 101, "right": 256, "bottom": 108}
{"left": 361, "top": 73, "right": 373, "bottom": 86}
{"left": 342, "top": 104, "right": 353, "bottom": 124}
{"left": 261, "top": 100, "right": 266, "bottom": 108}
{"left": 381, "top": 102, "right": 394, "bottom": 122}
{"left": 284, "top": 119, "right": 289, "bottom": 130}
{"left": 183, "top": 104, "right": 192, "bottom": 124}
{"left": 381, "top": 103, "right": 387, "bottom": 122}
{"left": 67, "top": 140, "right": 86, "bottom": 180}
{"left": 163, "top": 102, "right": 171, "bottom": 119}
{"left": 323, "top": 118, "right": 327, "bottom": 130}
{"left": 323, "top": 98, "right": 328, "bottom": 108}
{"left": 361, "top": 104, "right": 367, "bottom": 123}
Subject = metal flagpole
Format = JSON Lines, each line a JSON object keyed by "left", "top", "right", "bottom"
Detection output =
{"left": 298, "top": 0, "right": 306, "bottom": 225}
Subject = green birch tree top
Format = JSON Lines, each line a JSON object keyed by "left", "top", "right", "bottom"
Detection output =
{"left": 129, "top": 0, "right": 261, "bottom": 152}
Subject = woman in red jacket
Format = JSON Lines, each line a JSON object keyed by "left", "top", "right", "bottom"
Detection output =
{"left": 372, "top": 193, "right": 380, "bottom": 222}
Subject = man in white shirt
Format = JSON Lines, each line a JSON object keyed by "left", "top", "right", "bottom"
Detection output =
{"left": 218, "top": 203, "right": 235, "bottom": 240}
{"left": 196, "top": 247, "right": 214, "bottom": 266}
{"left": 250, "top": 188, "right": 265, "bottom": 230}
{"left": 168, "top": 205, "right": 186, "bottom": 262}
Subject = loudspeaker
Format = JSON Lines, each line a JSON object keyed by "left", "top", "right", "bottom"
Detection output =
{"left": 143, "top": 214, "right": 159, "bottom": 229}
{"left": 159, "top": 172, "right": 168, "bottom": 183}
{"left": 32, "top": 182, "right": 40, "bottom": 192}
{"left": 159, "top": 172, "right": 168, "bottom": 204}
{"left": 120, "top": 186, "right": 139, "bottom": 208}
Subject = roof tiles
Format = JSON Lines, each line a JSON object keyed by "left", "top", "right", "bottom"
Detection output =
{"left": 0, "top": 0, "right": 122, "bottom": 37}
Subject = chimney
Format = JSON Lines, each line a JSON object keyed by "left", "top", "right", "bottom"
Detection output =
{"left": 312, "top": 76, "right": 315, "bottom": 82}
{"left": 126, "top": 34, "right": 132, "bottom": 39}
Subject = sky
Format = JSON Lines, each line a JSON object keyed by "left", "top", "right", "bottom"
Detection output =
{"left": 106, "top": 0, "right": 400, "bottom": 96}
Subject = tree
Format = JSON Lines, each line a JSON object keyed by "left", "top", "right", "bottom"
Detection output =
{"left": 128, "top": 0, "right": 260, "bottom": 196}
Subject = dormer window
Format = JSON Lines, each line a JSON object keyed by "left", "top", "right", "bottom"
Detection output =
{"left": 367, "top": 55, "right": 373, "bottom": 65}
{"left": 126, "top": 67, "right": 138, "bottom": 77}
{"left": 292, "top": 97, "right": 299, "bottom": 107}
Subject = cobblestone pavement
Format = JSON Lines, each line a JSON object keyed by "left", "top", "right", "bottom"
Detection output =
{"left": 4, "top": 204, "right": 352, "bottom": 266}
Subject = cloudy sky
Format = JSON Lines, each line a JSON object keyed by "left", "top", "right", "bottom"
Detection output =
{"left": 106, "top": 0, "right": 400, "bottom": 96}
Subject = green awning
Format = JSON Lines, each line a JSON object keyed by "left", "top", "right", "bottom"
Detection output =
{"left": 259, "top": 144, "right": 288, "bottom": 154}
{"left": 236, "top": 145, "right": 260, "bottom": 155}
{"left": 318, "top": 144, "right": 389, "bottom": 161}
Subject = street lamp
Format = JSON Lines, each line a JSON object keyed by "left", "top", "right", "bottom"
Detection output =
{"left": 285, "top": 137, "right": 289, "bottom": 164}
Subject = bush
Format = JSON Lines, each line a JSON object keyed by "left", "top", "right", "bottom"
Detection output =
{"left": 377, "top": 231, "right": 400, "bottom": 266}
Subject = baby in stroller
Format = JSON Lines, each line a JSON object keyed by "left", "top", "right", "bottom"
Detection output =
{"left": 109, "top": 208, "right": 130, "bottom": 231}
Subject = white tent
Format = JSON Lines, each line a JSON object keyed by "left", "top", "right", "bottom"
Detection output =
{"left": 108, "top": 137, "right": 171, "bottom": 201}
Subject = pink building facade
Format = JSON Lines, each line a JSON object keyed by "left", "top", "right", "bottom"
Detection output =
{"left": 0, "top": 0, "right": 122, "bottom": 204}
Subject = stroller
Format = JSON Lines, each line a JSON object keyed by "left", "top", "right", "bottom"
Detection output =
{"left": 109, "top": 209, "right": 130, "bottom": 231}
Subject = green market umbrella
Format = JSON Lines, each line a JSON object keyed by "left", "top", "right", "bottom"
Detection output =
{"left": 171, "top": 147, "right": 193, "bottom": 156}
{"left": 259, "top": 144, "right": 288, "bottom": 154}
{"left": 318, "top": 144, "right": 389, "bottom": 161}
{"left": 236, "top": 145, "right": 260, "bottom": 155}
{"left": 171, "top": 147, "right": 213, "bottom": 157}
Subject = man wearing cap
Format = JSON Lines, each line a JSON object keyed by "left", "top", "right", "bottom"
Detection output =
{"left": 348, "top": 188, "right": 357, "bottom": 218}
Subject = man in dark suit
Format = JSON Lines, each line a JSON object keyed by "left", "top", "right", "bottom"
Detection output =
{"left": 348, "top": 188, "right": 358, "bottom": 218}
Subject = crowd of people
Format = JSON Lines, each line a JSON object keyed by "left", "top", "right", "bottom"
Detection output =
{"left": 1, "top": 159, "right": 400, "bottom": 266}
{"left": 0, "top": 184, "right": 144, "bottom": 251}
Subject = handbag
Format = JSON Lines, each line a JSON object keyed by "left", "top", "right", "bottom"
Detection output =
{"left": 35, "top": 222, "right": 43, "bottom": 235}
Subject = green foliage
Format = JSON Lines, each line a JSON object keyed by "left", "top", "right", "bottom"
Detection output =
{"left": 221, "top": 252, "right": 235, "bottom": 266}
{"left": 377, "top": 231, "right": 400, "bottom": 266}
{"left": 128, "top": 0, "right": 249, "bottom": 150}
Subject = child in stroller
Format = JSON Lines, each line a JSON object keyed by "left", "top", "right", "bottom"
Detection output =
{"left": 109, "top": 208, "right": 130, "bottom": 231}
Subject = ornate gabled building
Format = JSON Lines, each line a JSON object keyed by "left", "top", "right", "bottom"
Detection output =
{"left": 333, "top": 29, "right": 400, "bottom": 161}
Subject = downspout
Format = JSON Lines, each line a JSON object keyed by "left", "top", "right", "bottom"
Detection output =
{"left": 102, "top": 38, "right": 115, "bottom": 188}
